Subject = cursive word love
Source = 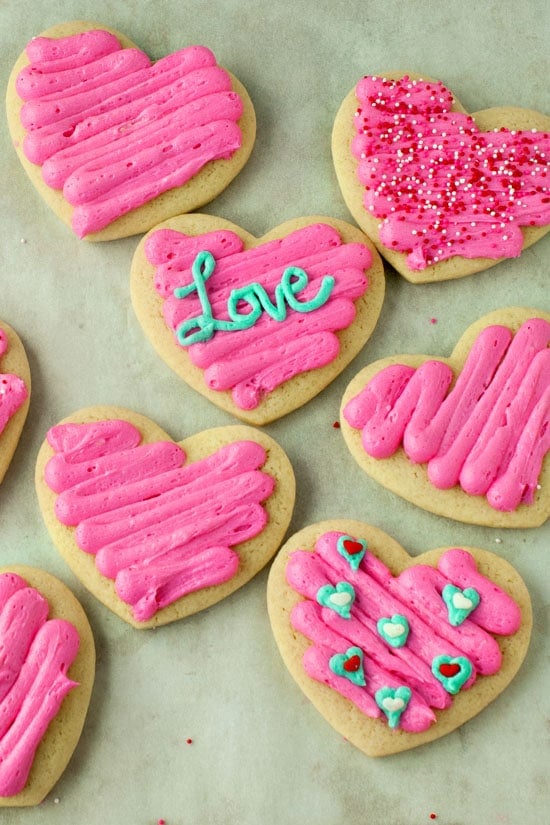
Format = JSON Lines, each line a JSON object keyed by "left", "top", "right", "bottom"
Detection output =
{"left": 173, "top": 250, "right": 335, "bottom": 346}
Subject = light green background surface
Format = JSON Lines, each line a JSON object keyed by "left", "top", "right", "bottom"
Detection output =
{"left": 1, "top": 1, "right": 549, "bottom": 823}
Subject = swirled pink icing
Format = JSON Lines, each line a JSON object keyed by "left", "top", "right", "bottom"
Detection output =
{"left": 351, "top": 75, "right": 550, "bottom": 269}
{"left": 0, "top": 572, "right": 79, "bottom": 797}
{"left": 145, "top": 222, "right": 371, "bottom": 409}
{"left": 0, "top": 328, "right": 28, "bottom": 436}
{"left": 286, "top": 531, "right": 521, "bottom": 733}
{"left": 44, "top": 419, "right": 274, "bottom": 621}
{"left": 343, "top": 317, "right": 550, "bottom": 511}
{"left": 16, "top": 30, "right": 244, "bottom": 237}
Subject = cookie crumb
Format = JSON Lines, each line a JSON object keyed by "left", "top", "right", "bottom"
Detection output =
{"left": 494, "top": 537, "right": 502, "bottom": 544}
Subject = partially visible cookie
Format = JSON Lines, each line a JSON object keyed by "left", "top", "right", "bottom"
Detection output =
{"left": 332, "top": 72, "right": 550, "bottom": 283}
{"left": 6, "top": 21, "right": 256, "bottom": 240}
{"left": 267, "top": 520, "right": 532, "bottom": 757}
{"left": 35, "top": 406, "right": 295, "bottom": 627}
{"left": 0, "top": 321, "right": 30, "bottom": 484}
{"left": 340, "top": 308, "right": 550, "bottom": 528}
{"left": 0, "top": 565, "right": 95, "bottom": 806}
{"left": 131, "top": 214, "right": 385, "bottom": 424}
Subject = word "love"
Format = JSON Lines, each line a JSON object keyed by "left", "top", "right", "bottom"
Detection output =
{"left": 173, "top": 250, "right": 335, "bottom": 346}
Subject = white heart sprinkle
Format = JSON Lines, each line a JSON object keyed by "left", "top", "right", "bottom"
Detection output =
{"left": 383, "top": 622, "right": 405, "bottom": 638}
{"left": 330, "top": 592, "right": 352, "bottom": 607}
{"left": 452, "top": 592, "right": 473, "bottom": 610}
{"left": 382, "top": 697, "right": 405, "bottom": 712}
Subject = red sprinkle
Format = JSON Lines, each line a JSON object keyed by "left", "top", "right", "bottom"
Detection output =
{"left": 186, "top": 738, "right": 193, "bottom": 744}
{"left": 333, "top": 421, "right": 341, "bottom": 428}
{"left": 429, "top": 814, "right": 437, "bottom": 820}
{"left": 430, "top": 318, "right": 437, "bottom": 324}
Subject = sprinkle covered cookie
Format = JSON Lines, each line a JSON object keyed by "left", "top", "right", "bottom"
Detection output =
{"left": 267, "top": 520, "right": 531, "bottom": 756}
{"left": 6, "top": 21, "right": 255, "bottom": 240}
{"left": 332, "top": 72, "right": 550, "bottom": 283}
{"left": 0, "top": 566, "right": 94, "bottom": 806}
{"left": 340, "top": 308, "right": 550, "bottom": 527}
{"left": 131, "top": 214, "right": 384, "bottom": 424}
{"left": 35, "top": 406, "right": 295, "bottom": 627}
{"left": 0, "top": 322, "right": 30, "bottom": 484}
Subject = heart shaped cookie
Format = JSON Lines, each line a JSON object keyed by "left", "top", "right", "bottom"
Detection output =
{"left": 332, "top": 72, "right": 550, "bottom": 283}
{"left": 0, "top": 321, "right": 30, "bottom": 485}
{"left": 35, "top": 406, "right": 295, "bottom": 628}
{"left": 267, "top": 520, "right": 531, "bottom": 756}
{"left": 131, "top": 214, "right": 385, "bottom": 424}
{"left": 0, "top": 565, "right": 94, "bottom": 806}
{"left": 6, "top": 21, "right": 255, "bottom": 240}
{"left": 340, "top": 307, "right": 550, "bottom": 527}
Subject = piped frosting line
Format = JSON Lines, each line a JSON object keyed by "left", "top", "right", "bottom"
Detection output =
{"left": 145, "top": 223, "right": 371, "bottom": 410}
{"left": 0, "top": 328, "right": 29, "bottom": 437}
{"left": 16, "top": 31, "right": 244, "bottom": 236}
{"left": 286, "top": 531, "right": 521, "bottom": 733}
{"left": 351, "top": 75, "right": 550, "bottom": 269}
{"left": 0, "top": 573, "right": 79, "bottom": 797}
{"left": 44, "top": 419, "right": 274, "bottom": 621}
{"left": 343, "top": 318, "right": 550, "bottom": 511}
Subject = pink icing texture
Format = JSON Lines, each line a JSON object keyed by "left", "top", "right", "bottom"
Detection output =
{"left": 0, "top": 572, "right": 79, "bottom": 797}
{"left": 145, "top": 223, "right": 371, "bottom": 409}
{"left": 0, "top": 328, "right": 28, "bottom": 436}
{"left": 351, "top": 75, "right": 550, "bottom": 269}
{"left": 286, "top": 531, "right": 521, "bottom": 733}
{"left": 343, "top": 318, "right": 550, "bottom": 511}
{"left": 44, "top": 419, "right": 274, "bottom": 621}
{"left": 16, "top": 29, "right": 244, "bottom": 237}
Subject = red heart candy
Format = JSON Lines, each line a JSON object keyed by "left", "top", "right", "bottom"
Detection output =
{"left": 343, "top": 654, "right": 361, "bottom": 672}
{"left": 439, "top": 662, "right": 461, "bottom": 678}
{"left": 343, "top": 539, "right": 364, "bottom": 555}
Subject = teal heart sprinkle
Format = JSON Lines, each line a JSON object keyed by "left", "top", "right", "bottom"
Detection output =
{"left": 432, "top": 654, "right": 473, "bottom": 694}
{"left": 317, "top": 581, "right": 356, "bottom": 619}
{"left": 377, "top": 614, "right": 410, "bottom": 648}
{"left": 329, "top": 646, "right": 366, "bottom": 686}
{"left": 375, "top": 685, "right": 412, "bottom": 729}
{"left": 442, "top": 584, "right": 480, "bottom": 626}
{"left": 336, "top": 534, "right": 368, "bottom": 571}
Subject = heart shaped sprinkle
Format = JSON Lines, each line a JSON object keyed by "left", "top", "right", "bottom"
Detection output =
{"left": 336, "top": 534, "right": 368, "bottom": 570}
{"left": 8, "top": 24, "right": 255, "bottom": 239}
{"left": 375, "top": 686, "right": 412, "bottom": 728}
{"left": 432, "top": 655, "right": 473, "bottom": 694}
{"left": 377, "top": 614, "right": 410, "bottom": 648}
{"left": 329, "top": 646, "right": 366, "bottom": 686}
{"left": 350, "top": 75, "right": 550, "bottom": 272}
{"left": 132, "top": 216, "right": 383, "bottom": 424}
{"left": 272, "top": 524, "right": 528, "bottom": 754}
{"left": 37, "top": 408, "right": 294, "bottom": 627}
{"left": 341, "top": 309, "right": 550, "bottom": 526}
{"left": 442, "top": 585, "right": 480, "bottom": 626}
{"left": 316, "top": 581, "right": 356, "bottom": 619}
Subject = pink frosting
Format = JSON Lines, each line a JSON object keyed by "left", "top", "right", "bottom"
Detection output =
{"left": 44, "top": 419, "right": 274, "bottom": 621}
{"left": 16, "top": 30, "right": 244, "bottom": 237}
{"left": 0, "top": 328, "right": 28, "bottom": 437}
{"left": 0, "top": 572, "right": 79, "bottom": 797}
{"left": 343, "top": 317, "right": 550, "bottom": 511}
{"left": 351, "top": 75, "right": 550, "bottom": 269}
{"left": 145, "top": 222, "right": 371, "bottom": 409}
{"left": 286, "top": 531, "right": 521, "bottom": 733}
